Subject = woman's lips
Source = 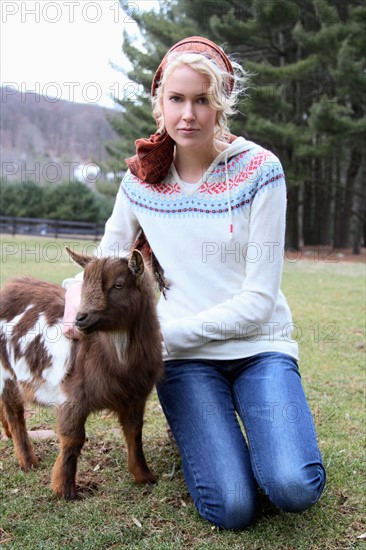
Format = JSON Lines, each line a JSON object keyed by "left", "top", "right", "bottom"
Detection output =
{"left": 178, "top": 128, "right": 199, "bottom": 134}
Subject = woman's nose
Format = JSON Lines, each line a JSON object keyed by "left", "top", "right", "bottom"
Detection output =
{"left": 182, "top": 102, "right": 195, "bottom": 121}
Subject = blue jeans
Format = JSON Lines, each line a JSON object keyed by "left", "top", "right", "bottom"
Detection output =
{"left": 157, "top": 353, "right": 326, "bottom": 530}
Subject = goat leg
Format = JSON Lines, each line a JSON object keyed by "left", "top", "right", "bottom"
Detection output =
{"left": 1, "top": 380, "right": 38, "bottom": 471}
{"left": 51, "top": 403, "right": 86, "bottom": 499}
{"left": 0, "top": 400, "right": 12, "bottom": 438}
{"left": 118, "top": 403, "right": 157, "bottom": 484}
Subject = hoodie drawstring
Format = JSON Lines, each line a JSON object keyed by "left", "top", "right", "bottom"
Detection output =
{"left": 225, "top": 151, "right": 234, "bottom": 240}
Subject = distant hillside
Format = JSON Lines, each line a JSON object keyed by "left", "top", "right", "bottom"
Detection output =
{"left": 0, "top": 86, "right": 119, "bottom": 183}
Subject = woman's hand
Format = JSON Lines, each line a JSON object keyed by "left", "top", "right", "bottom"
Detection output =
{"left": 62, "top": 281, "right": 83, "bottom": 339}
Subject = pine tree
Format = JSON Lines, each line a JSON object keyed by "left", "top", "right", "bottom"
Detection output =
{"left": 106, "top": 1, "right": 199, "bottom": 167}
{"left": 302, "top": 4, "right": 366, "bottom": 248}
{"left": 204, "top": 0, "right": 321, "bottom": 247}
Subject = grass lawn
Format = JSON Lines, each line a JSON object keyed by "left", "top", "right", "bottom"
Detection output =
{"left": 0, "top": 235, "right": 365, "bottom": 549}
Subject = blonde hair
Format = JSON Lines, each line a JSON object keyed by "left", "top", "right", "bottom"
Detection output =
{"left": 152, "top": 52, "right": 248, "bottom": 140}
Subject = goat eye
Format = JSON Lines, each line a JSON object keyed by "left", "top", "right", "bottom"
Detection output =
{"left": 114, "top": 282, "right": 125, "bottom": 289}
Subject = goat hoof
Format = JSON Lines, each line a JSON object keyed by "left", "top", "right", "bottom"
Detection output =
{"left": 134, "top": 470, "right": 157, "bottom": 485}
{"left": 20, "top": 456, "right": 39, "bottom": 471}
{"left": 57, "top": 488, "right": 77, "bottom": 500}
{"left": 52, "top": 482, "right": 77, "bottom": 500}
{"left": 2, "top": 428, "right": 12, "bottom": 439}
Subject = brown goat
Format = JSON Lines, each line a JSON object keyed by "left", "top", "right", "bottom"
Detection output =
{"left": 0, "top": 247, "right": 163, "bottom": 499}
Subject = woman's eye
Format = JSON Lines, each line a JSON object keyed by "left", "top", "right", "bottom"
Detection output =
{"left": 198, "top": 97, "right": 209, "bottom": 105}
{"left": 169, "top": 95, "right": 182, "bottom": 102}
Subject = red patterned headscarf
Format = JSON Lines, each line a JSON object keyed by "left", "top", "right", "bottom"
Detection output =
{"left": 125, "top": 36, "right": 235, "bottom": 185}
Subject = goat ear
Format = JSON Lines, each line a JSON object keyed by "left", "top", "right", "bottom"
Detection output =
{"left": 65, "top": 246, "right": 94, "bottom": 268}
{"left": 128, "top": 250, "right": 145, "bottom": 280}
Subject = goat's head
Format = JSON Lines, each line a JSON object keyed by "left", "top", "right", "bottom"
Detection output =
{"left": 66, "top": 247, "right": 146, "bottom": 334}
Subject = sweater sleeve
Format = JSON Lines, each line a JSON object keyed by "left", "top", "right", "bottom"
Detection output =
{"left": 62, "top": 171, "right": 141, "bottom": 289}
{"left": 161, "top": 157, "right": 287, "bottom": 354}
{"left": 97, "top": 174, "right": 141, "bottom": 259}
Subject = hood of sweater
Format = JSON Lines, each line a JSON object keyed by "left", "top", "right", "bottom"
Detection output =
{"left": 170, "top": 136, "right": 259, "bottom": 239}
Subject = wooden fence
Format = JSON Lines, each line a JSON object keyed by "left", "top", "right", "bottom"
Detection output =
{"left": 0, "top": 216, "right": 105, "bottom": 241}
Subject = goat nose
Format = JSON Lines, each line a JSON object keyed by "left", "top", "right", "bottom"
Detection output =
{"left": 75, "top": 312, "right": 87, "bottom": 323}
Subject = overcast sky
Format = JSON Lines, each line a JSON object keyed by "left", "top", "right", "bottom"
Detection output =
{"left": 0, "top": 1, "right": 159, "bottom": 108}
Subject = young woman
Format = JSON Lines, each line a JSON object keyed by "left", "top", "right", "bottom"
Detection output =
{"left": 63, "top": 36, "right": 326, "bottom": 530}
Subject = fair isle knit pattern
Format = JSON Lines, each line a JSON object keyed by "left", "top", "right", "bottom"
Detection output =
{"left": 121, "top": 147, "right": 284, "bottom": 219}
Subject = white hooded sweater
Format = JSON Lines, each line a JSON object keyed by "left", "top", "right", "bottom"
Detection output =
{"left": 64, "top": 137, "right": 299, "bottom": 361}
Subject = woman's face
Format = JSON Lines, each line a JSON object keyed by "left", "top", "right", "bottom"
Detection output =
{"left": 162, "top": 65, "right": 217, "bottom": 153}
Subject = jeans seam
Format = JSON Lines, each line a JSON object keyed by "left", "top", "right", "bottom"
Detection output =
{"left": 233, "top": 385, "right": 267, "bottom": 492}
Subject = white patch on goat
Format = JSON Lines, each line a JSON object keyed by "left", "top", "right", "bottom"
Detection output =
{"left": 33, "top": 314, "right": 71, "bottom": 406}
{"left": 0, "top": 365, "right": 12, "bottom": 393}
{"left": 12, "top": 356, "right": 35, "bottom": 384}
{"left": 18, "top": 316, "right": 42, "bottom": 354}
{"left": 1, "top": 311, "right": 33, "bottom": 391}
{"left": 1, "top": 310, "right": 41, "bottom": 384}
{"left": 0, "top": 309, "right": 28, "bottom": 339}
{"left": 35, "top": 383, "right": 68, "bottom": 406}
{"left": 107, "top": 331, "right": 129, "bottom": 364}
{"left": 1, "top": 309, "right": 71, "bottom": 405}
{"left": 0, "top": 305, "right": 38, "bottom": 361}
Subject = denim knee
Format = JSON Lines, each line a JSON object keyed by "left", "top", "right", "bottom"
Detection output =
{"left": 265, "top": 464, "right": 326, "bottom": 513}
{"left": 195, "top": 488, "right": 257, "bottom": 530}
